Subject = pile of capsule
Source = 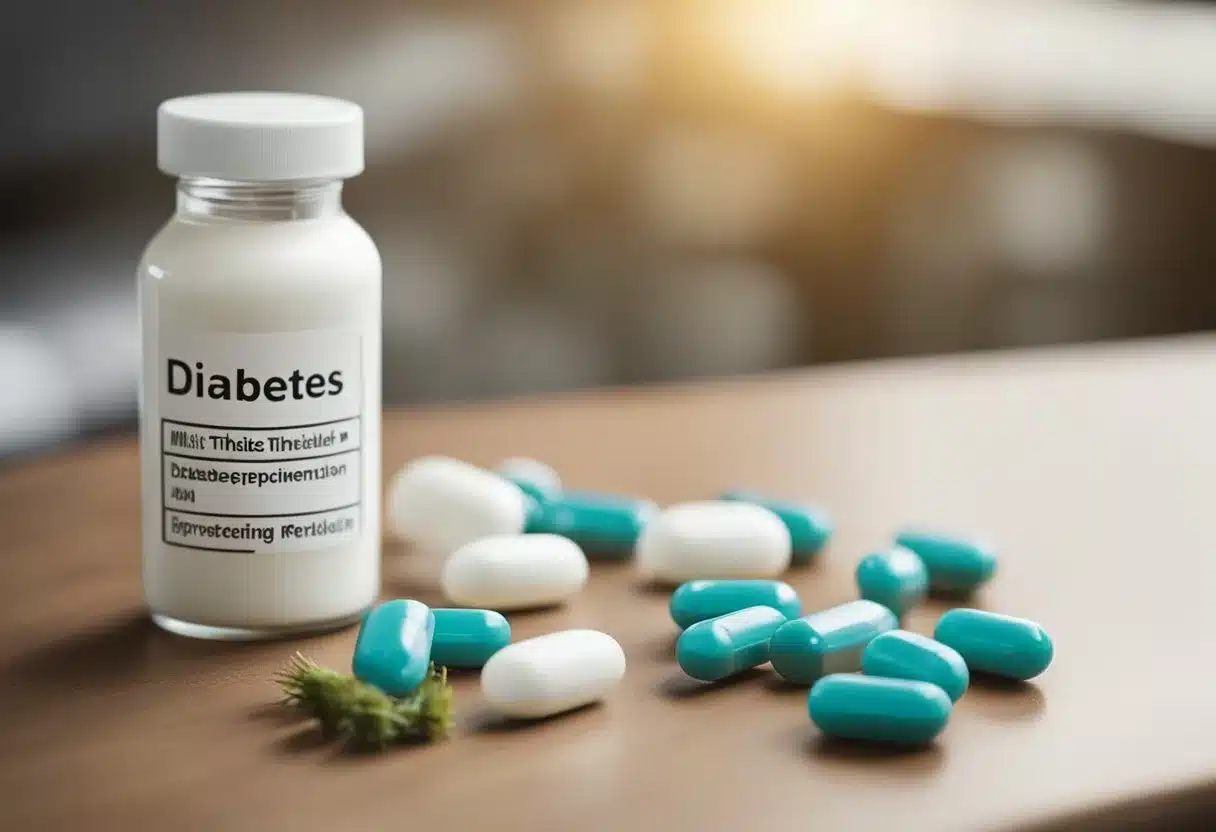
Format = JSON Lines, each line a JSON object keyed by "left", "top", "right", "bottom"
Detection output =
{"left": 674, "top": 533, "right": 1053, "bottom": 744}
{"left": 353, "top": 454, "right": 1053, "bottom": 744}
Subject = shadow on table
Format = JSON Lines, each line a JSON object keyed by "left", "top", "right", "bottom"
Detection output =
{"left": 248, "top": 701, "right": 313, "bottom": 728}
{"left": 763, "top": 674, "right": 809, "bottom": 696}
{"left": 805, "top": 734, "right": 947, "bottom": 769}
{"left": 272, "top": 724, "right": 337, "bottom": 756}
{"left": 5, "top": 610, "right": 338, "bottom": 704}
{"left": 656, "top": 667, "right": 767, "bottom": 700}
{"left": 6, "top": 612, "right": 246, "bottom": 693}
{"left": 464, "top": 702, "right": 604, "bottom": 734}
{"left": 630, "top": 580, "right": 674, "bottom": 599}
{"left": 966, "top": 673, "right": 1047, "bottom": 722}
{"left": 645, "top": 632, "right": 679, "bottom": 662}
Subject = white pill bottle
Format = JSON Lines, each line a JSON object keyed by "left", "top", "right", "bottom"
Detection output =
{"left": 138, "top": 93, "right": 381, "bottom": 639}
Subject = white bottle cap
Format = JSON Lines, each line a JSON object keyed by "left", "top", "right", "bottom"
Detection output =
{"left": 157, "top": 92, "right": 364, "bottom": 182}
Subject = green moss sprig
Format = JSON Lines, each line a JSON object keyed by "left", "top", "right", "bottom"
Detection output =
{"left": 274, "top": 653, "right": 454, "bottom": 750}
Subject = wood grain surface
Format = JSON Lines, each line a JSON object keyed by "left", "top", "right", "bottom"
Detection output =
{"left": 3, "top": 336, "right": 1216, "bottom": 831}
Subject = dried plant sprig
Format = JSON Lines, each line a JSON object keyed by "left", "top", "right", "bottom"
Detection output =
{"left": 274, "top": 653, "right": 454, "bottom": 749}
{"left": 399, "top": 664, "right": 454, "bottom": 741}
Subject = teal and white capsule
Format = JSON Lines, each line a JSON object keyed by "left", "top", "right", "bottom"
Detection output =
{"left": 497, "top": 457, "right": 562, "bottom": 501}
{"left": 529, "top": 491, "right": 657, "bottom": 556}
{"left": 862, "top": 630, "right": 969, "bottom": 702}
{"left": 934, "top": 608, "right": 1054, "bottom": 681}
{"left": 895, "top": 530, "right": 996, "bottom": 594}
{"left": 720, "top": 490, "right": 833, "bottom": 564}
{"left": 502, "top": 476, "right": 547, "bottom": 528}
{"left": 430, "top": 608, "right": 512, "bottom": 669}
{"left": 809, "top": 674, "right": 952, "bottom": 745}
{"left": 669, "top": 580, "right": 801, "bottom": 630}
{"left": 769, "top": 600, "right": 898, "bottom": 685}
{"left": 498, "top": 457, "right": 562, "bottom": 526}
{"left": 352, "top": 599, "right": 435, "bottom": 696}
{"left": 676, "top": 605, "right": 787, "bottom": 681}
{"left": 856, "top": 546, "right": 929, "bottom": 617}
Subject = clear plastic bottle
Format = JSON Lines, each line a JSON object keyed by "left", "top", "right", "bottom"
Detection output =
{"left": 138, "top": 93, "right": 381, "bottom": 639}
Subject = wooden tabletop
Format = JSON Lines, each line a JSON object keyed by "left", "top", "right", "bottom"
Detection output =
{"left": 4, "top": 336, "right": 1216, "bottom": 832}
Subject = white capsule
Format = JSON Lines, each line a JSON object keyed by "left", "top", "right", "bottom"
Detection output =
{"left": 441, "top": 533, "right": 589, "bottom": 610}
{"left": 387, "top": 456, "right": 527, "bottom": 552}
{"left": 636, "top": 501, "right": 792, "bottom": 584}
{"left": 481, "top": 629, "right": 626, "bottom": 718}
{"left": 496, "top": 456, "right": 562, "bottom": 496}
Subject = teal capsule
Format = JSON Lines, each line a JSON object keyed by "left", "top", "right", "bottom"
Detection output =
{"left": 430, "top": 608, "right": 512, "bottom": 668}
{"left": 895, "top": 530, "right": 996, "bottom": 594}
{"left": 862, "top": 630, "right": 969, "bottom": 702}
{"left": 352, "top": 599, "right": 435, "bottom": 696}
{"left": 528, "top": 491, "right": 657, "bottom": 556}
{"left": 769, "top": 599, "right": 898, "bottom": 685}
{"left": 934, "top": 608, "right": 1054, "bottom": 681}
{"left": 856, "top": 546, "right": 929, "bottom": 617}
{"left": 669, "top": 580, "right": 801, "bottom": 630}
{"left": 809, "top": 674, "right": 952, "bottom": 745}
{"left": 720, "top": 490, "right": 833, "bottom": 564}
{"left": 676, "top": 605, "right": 787, "bottom": 681}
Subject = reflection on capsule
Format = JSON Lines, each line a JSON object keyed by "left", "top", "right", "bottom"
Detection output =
{"left": 862, "top": 630, "right": 969, "bottom": 702}
{"left": 481, "top": 629, "right": 626, "bottom": 719}
{"left": 769, "top": 600, "right": 898, "bottom": 685}
{"left": 669, "top": 579, "right": 801, "bottom": 630}
{"left": 676, "top": 605, "right": 787, "bottom": 681}
{"left": 529, "top": 491, "right": 657, "bottom": 557}
{"left": 430, "top": 608, "right": 512, "bottom": 668}
{"left": 934, "top": 608, "right": 1053, "bottom": 681}
{"left": 856, "top": 546, "right": 929, "bottom": 617}
{"left": 352, "top": 599, "right": 436, "bottom": 696}
{"left": 895, "top": 530, "right": 996, "bottom": 594}
{"left": 809, "top": 674, "right": 952, "bottom": 745}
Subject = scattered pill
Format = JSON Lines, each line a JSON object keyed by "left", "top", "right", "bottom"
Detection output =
{"left": 669, "top": 579, "right": 801, "bottom": 630}
{"left": 480, "top": 629, "right": 626, "bottom": 719}
{"left": 809, "top": 674, "right": 953, "bottom": 745}
{"left": 895, "top": 530, "right": 997, "bottom": 594}
{"left": 352, "top": 599, "right": 435, "bottom": 696}
{"left": 636, "top": 501, "right": 792, "bottom": 584}
{"left": 720, "top": 490, "right": 833, "bottom": 564}
{"left": 388, "top": 456, "right": 528, "bottom": 553}
{"left": 441, "top": 533, "right": 589, "bottom": 611}
{"left": 431, "top": 608, "right": 512, "bottom": 669}
{"left": 529, "top": 491, "right": 657, "bottom": 555}
{"left": 769, "top": 599, "right": 898, "bottom": 685}
{"left": 862, "top": 630, "right": 969, "bottom": 702}
{"left": 676, "top": 605, "right": 787, "bottom": 681}
{"left": 934, "top": 608, "right": 1054, "bottom": 681}
{"left": 855, "top": 546, "right": 929, "bottom": 617}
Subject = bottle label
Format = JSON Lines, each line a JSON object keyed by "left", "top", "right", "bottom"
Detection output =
{"left": 157, "top": 330, "right": 363, "bottom": 554}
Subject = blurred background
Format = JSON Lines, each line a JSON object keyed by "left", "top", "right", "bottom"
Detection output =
{"left": 3, "top": 0, "right": 1215, "bottom": 460}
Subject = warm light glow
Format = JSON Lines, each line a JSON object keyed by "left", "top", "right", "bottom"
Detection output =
{"left": 702, "top": 0, "right": 1216, "bottom": 146}
{"left": 707, "top": 0, "right": 867, "bottom": 96}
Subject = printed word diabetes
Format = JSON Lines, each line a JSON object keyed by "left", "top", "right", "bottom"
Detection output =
{"left": 167, "top": 359, "right": 344, "bottom": 402}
